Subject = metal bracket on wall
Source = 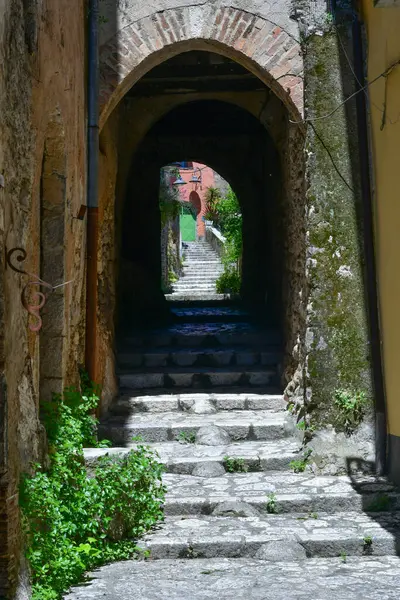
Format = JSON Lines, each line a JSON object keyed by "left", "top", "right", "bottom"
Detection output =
{"left": 5, "top": 246, "right": 73, "bottom": 333}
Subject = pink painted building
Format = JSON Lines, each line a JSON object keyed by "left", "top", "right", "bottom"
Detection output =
{"left": 174, "top": 162, "right": 216, "bottom": 240}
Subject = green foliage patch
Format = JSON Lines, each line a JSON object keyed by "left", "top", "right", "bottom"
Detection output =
{"left": 20, "top": 375, "right": 165, "bottom": 600}
{"left": 289, "top": 448, "right": 312, "bottom": 473}
{"left": 205, "top": 186, "right": 242, "bottom": 295}
{"left": 223, "top": 456, "right": 248, "bottom": 473}
{"left": 216, "top": 268, "right": 241, "bottom": 295}
{"left": 334, "top": 388, "right": 367, "bottom": 433}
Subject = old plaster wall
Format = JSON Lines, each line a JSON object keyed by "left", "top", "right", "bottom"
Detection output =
{"left": 0, "top": 1, "right": 86, "bottom": 596}
{"left": 360, "top": 0, "right": 400, "bottom": 483}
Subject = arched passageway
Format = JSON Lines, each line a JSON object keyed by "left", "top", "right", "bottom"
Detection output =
{"left": 119, "top": 99, "right": 284, "bottom": 321}
{"left": 96, "top": 49, "right": 306, "bottom": 401}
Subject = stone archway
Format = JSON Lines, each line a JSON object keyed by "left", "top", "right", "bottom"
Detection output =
{"left": 95, "top": 6, "right": 307, "bottom": 411}
{"left": 98, "top": 5, "right": 303, "bottom": 129}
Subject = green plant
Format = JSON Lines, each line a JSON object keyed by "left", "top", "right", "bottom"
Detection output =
{"left": 176, "top": 431, "right": 196, "bottom": 444}
{"left": 216, "top": 268, "right": 241, "bottom": 295}
{"left": 334, "top": 388, "right": 367, "bottom": 433}
{"left": 223, "top": 456, "right": 248, "bottom": 473}
{"left": 20, "top": 376, "right": 165, "bottom": 600}
{"left": 289, "top": 448, "right": 312, "bottom": 473}
{"left": 266, "top": 492, "right": 278, "bottom": 514}
{"left": 340, "top": 549, "right": 347, "bottom": 563}
{"left": 363, "top": 534, "right": 373, "bottom": 547}
{"left": 296, "top": 420, "right": 306, "bottom": 430}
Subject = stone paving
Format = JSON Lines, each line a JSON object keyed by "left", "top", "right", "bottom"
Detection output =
{"left": 64, "top": 557, "right": 400, "bottom": 599}
{"left": 98, "top": 410, "right": 289, "bottom": 443}
{"left": 72, "top": 305, "right": 400, "bottom": 598}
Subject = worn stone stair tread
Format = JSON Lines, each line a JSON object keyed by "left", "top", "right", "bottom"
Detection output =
{"left": 108, "top": 392, "right": 286, "bottom": 414}
{"left": 63, "top": 556, "right": 400, "bottom": 600}
{"left": 118, "top": 366, "right": 279, "bottom": 375}
{"left": 120, "top": 322, "right": 280, "bottom": 346}
{"left": 118, "top": 345, "right": 281, "bottom": 356}
{"left": 84, "top": 440, "right": 302, "bottom": 473}
{"left": 161, "top": 472, "right": 400, "bottom": 515}
{"left": 100, "top": 411, "right": 289, "bottom": 443}
{"left": 140, "top": 512, "right": 400, "bottom": 559}
{"left": 118, "top": 367, "right": 279, "bottom": 389}
{"left": 117, "top": 349, "right": 282, "bottom": 369}
{"left": 166, "top": 293, "right": 228, "bottom": 301}
{"left": 103, "top": 409, "right": 286, "bottom": 424}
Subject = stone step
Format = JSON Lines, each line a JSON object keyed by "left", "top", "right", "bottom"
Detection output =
{"left": 170, "top": 306, "right": 249, "bottom": 323}
{"left": 121, "top": 324, "right": 281, "bottom": 348}
{"left": 118, "top": 366, "right": 279, "bottom": 390}
{"left": 63, "top": 556, "right": 400, "bottom": 600}
{"left": 99, "top": 410, "right": 289, "bottom": 444}
{"left": 84, "top": 439, "right": 301, "bottom": 474}
{"left": 166, "top": 293, "right": 228, "bottom": 301}
{"left": 183, "top": 260, "right": 220, "bottom": 264}
{"left": 162, "top": 472, "right": 400, "bottom": 516}
{"left": 182, "top": 268, "right": 223, "bottom": 273}
{"left": 118, "top": 348, "right": 282, "bottom": 369}
{"left": 180, "top": 273, "right": 220, "bottom": 281}
{"left": 108, "top": 392, "right": 286, "bottom": 415}
{"left": 172, "top": 284, "right": 218, "bottom": 290}
{"left": 140, "top": 512, "right": 400, "bottom": 560}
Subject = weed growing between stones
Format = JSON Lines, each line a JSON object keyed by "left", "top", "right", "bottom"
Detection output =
{"left": 340, "top": 550, "right": 347, "bottom": 563}
{"left": 176, "top": 431, "right": 196, "bottom": 444}
{"left": 19, "top": 373, "right": 165, "bottom": 600}
{"left": 289, "top": 448, "right": 312, "bottom": 473}
{"left": 223, "top": 456, "right": 248, "bottom": 473}
{"left": 334, "top": 389, "right": 367, "bottom": 433}
{"left": 265, "top": 492, "right": 278, "bottom": 514}
{"left": 363, "top": 534, "right": 373, "bottom": 549}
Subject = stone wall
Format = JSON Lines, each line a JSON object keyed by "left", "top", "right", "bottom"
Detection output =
{"left": 0, "top": 1, "right": 86, "bottom": 595}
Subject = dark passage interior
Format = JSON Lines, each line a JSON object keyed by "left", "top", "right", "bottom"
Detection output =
{"left": 117, "top": 51, "right": 288, "bottom": 331}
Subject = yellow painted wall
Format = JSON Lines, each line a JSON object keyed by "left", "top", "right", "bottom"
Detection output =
{"left": 361, "top": 1, "right": 400, "bottom": 436}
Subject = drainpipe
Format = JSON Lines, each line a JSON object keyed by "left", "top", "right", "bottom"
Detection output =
{"left": 85, "top": 0, "right": 99, "bottom": 383}
{"left": 351, "top": 10, "right": 387, "bottom": 475}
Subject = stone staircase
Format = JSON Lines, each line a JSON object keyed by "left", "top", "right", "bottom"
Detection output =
{"left": 166, "top": 240, "right": 225, "bottom": 301}
{"left": 76, "top": 305, "right": 400, "bottom": 599}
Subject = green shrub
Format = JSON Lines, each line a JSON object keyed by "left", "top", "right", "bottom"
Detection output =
{"left": 20, "top": 376, "right": 165, "bottom": 600}
{"left": 334, "top": 388, "right": 367, "bottom": 433}
{"left": 216, "top": 268, "right": 241, "bottom": 295}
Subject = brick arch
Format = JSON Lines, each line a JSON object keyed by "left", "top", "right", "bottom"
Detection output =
{"left": 99, "top": 5, "right": 303, "bottom": 129}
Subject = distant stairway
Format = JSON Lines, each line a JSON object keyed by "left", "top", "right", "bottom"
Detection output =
{"left": 166, "top": 240, "right": 225, "bottom": 301}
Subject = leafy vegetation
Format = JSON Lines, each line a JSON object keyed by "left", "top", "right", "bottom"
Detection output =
{"left": 363, "top": 534, "right": 373, "bottom": 551}
{"left": 205, "top": 186, "right": 242, "bottom": 295}
{"left": 223, "top": 456, "right": 248, "bottom": 473}
{"left": 289, "top": 448, "right": 312, "bottom": 473}
{"left": 175, "top": 431, "right": 196, "bottom": 444}
{"left": 20, "top": 374, "right": 165, "bottom": 600}
{"left": 334, "top": 388, "right": 367, "bottom": 433}
{"left": 265, "top": 492, "right": 278, "bottom": 514}
{"left": 215, "top": 268, "right": 241, "bottom": 295}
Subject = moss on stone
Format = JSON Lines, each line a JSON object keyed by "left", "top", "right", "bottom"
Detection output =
{"left": 304, "top": 28, "right": 373, "bottom": 429}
